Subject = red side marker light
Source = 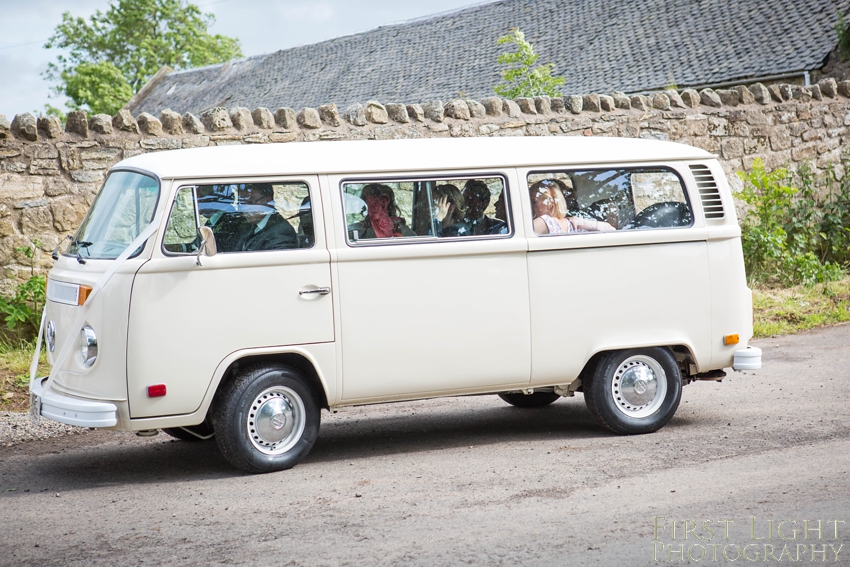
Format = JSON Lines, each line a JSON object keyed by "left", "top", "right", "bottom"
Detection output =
{"left": 147, "top": 384, "right": 167, "bottom": 398}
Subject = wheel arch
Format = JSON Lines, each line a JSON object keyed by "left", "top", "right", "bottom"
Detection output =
{"left": 206, "top": 348, "right": 331, "bottom": 419}
{"left": 577, "top": 343, "right": 697, "bottom": 389}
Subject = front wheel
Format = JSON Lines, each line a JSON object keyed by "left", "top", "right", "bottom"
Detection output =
{"left": 213, "top": 364, "right": 320, "bottom": 473}
{"left": 584, "top": 348, "right": 682, "bottom": 435}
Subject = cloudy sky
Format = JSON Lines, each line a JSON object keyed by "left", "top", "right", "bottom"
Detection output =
{"left": 0, "top": 0, "right": 487, "bottom": 118}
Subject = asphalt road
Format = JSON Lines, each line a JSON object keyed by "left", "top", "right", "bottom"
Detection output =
{"left": 1, "top": 324, "right": 849, "bottom": 566}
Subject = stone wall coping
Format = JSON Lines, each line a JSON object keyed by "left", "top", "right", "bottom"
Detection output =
{"left": 1, "top": 77, "right": 849, "bottom": 292}
{"left": 1, "top": 79, "right": 844, "bottom": 145}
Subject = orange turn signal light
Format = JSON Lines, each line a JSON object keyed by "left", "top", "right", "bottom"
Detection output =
{"left": 77, "top": 285, "right": 92, "bottom": 306}
{"left": 724, "top": 334, "right": 740, "bottom": 346}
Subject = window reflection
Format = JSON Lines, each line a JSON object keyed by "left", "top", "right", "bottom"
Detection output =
{"left": 343, "top": 177, "right": 509, "bottom": 243}
{"left": 527, "top": 169, "right": 692, "bottom": 235}
{"left": 164, "top": 181, "right": 315, "bottom": 254}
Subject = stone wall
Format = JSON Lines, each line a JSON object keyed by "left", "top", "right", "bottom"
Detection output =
{"left": 1, "top": 78, "right": 849, "bottom": 292}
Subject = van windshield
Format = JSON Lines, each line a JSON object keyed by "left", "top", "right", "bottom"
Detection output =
{"left": 67, "top": 171, "right": 160, "bottom": 260}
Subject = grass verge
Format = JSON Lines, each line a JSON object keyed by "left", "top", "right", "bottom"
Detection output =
{"left": 2, "top": 277, "right": 848, "bottom": 412}
{"left": 753, "top": 276, "right": 850, "bottom": 338}
{"left": 0, "top": 343, "right": 48, "bottom": 413}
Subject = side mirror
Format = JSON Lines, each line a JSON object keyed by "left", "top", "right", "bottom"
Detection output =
{"left": 196, "top": 226, "right": 217, "bottom": 266}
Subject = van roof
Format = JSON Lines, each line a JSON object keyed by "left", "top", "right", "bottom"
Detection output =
{"left": 116, "top": 136, "right": 713, "bottom": 180}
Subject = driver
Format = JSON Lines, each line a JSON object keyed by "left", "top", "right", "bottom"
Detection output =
{"left": 235, "top": 184, "right": 298, "bottom": 251}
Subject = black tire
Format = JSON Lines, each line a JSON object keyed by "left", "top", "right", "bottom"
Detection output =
{"left": 213, "top": 364, "right": 320, "bottom": 473}
{"left": 162, "top": 421, "right": 215, "bottom": 442}
{"left": 584, "top": 348, "right": 682, "bottom": 435}
{"left": 498, "top": 392, "right": 560, "bottom": 408}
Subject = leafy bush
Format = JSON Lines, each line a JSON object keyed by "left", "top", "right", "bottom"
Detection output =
{"left": 494, "top": 28, "right": 565, "bottom": 98}
{"left": 817, "top": 162, "right": 850, "bottom": 267}
{"left": 737, "top": 158, "right": 849, "bottom": 286}
{"left": 0, "top": 241, "right": 47, "bottom": 343}
{"left": 0, "top": 276, "right": 46, "bottom": 343}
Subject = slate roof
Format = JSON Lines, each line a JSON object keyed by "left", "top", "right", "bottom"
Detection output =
{"left": 132, "top": 0, "right": 849, "bottom": 115}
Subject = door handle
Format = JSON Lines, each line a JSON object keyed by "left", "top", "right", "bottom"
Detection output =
{"left": 299, "top": 287, "right": 331, "bottom": 296}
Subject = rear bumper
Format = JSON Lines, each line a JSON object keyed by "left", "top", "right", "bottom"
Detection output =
{"left": 733, "top": 346, "right": 762, "bottom": 371}
{"left": 30, "top": 377, "right": 118, "bottom": 428}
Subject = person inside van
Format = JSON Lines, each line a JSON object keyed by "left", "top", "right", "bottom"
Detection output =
{"left": 197, "top": 184, "right": 236, "bottom": 228}
{"left": 199, "top": 185, "right": 246, "bottom": 252}
{"left": 530, "top": 179, "right": 616, "bottom": 235}
{"left": 463, "top": 179, "right": 507, "bottom": 235}
{"left": 586, "top": 198, "right": 621, "bottom": 230}
{"left": 348, "top": 183, "right": 416, "bottom": 240}
{"left": 235, "top": 184, "right": 299, "bottom": 251}
{"left": 549, "top": 177, "right": 581, "bottom": 216}
{"left": 493, "top": 189, "right": 508, "bottom": 225}
{"left": 432, "top": 184, "right": 471, "bottom": 237}
{"left": 297, "top": 195, "right": 314, "bottom": 248}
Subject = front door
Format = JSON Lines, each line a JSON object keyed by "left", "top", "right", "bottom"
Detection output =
{"left": 127, "top": 176, "right": 334, "bottom": 418}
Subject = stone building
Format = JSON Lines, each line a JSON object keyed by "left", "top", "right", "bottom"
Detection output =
{"left": 129, "top": 0, "right": 849, "bottom": 116}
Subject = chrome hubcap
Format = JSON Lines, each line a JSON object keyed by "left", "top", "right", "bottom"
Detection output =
{"left": 247, "top": 386, "right": 306, "bottom": 455}
{"left": 611, "top": 355, "right": 667, "bottom": 418}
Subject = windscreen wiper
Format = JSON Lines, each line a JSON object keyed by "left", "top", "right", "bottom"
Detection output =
{"left": 73, "top": 239, "right": 93, "bottom": 264}
{"left": 51, "top": 235, "right": 72, "bottom": 260}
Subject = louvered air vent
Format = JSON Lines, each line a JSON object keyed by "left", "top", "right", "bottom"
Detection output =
{"left": 689, "top": 164, "right": 724, "bottom": 219}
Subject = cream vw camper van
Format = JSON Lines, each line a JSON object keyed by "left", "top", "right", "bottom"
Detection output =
{"left": 31, "top": 136, "right": 761, "bottom": 473}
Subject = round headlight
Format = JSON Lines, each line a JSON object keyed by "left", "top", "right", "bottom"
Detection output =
{"left": 79, "top": 325, "right": 98, "bottom": 367}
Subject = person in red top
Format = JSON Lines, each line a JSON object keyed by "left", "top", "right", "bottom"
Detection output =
{"left": 347, "top": 183, "right": 415, "bottom": 240}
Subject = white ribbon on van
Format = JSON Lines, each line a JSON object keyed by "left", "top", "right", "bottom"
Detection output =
{"left": 29, "top": 213, "right": 164, "bottom": 394}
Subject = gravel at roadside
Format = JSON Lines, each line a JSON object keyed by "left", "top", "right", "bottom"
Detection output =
{"left": 0, "top": 411, "right": 88, "bottom": 447}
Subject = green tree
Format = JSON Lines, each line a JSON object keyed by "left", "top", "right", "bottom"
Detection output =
{"left": 44, "top": 0, "right": 243, "bottom": 115}
{"left": 835, "top": 10, "right": 850, "bottom": 61}
{"left": 494, "top": 28, "right": 565, "bottom": 98}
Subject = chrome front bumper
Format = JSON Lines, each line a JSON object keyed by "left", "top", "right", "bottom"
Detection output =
{"left": 30, "top": 377, "right": 118, "bottom": 428}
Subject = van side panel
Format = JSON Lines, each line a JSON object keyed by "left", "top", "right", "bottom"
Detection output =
{"left": 127, "top": 251, "right": 334, "bottom": 418}
{"left": 528, "top": 241, "right": 713, "bottom": 384}
{"left": 693, "top": 159, "right": 754, "bottom": 370}
{"left": 707, "top": 236, "right": 753, "bottom": 369}
{"left": 335, "top": 240, "right": 532, "bottom": 402}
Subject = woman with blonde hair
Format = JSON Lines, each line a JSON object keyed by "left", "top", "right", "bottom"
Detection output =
{"left": 530, "top": 179, "right": 615, "bottom": 235}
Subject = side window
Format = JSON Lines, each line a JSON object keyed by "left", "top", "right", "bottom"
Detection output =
{"left": 164, "top": 181, "right": 314, "bottom": 255}
{"left": 527, "top": 168, "right": 692, "bottom": 235}
{"left": 163, "top": 186, "right": 200, "bottom": 253}
{"left": 342, "top": 176, "right": 509, "bottom": 243}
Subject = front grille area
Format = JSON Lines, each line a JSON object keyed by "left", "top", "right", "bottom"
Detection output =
{"left": 47, "top": 279, "right": 80, "bottom": 305}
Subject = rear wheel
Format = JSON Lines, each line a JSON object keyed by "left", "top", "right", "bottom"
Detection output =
{"left": 214, "top": 364, "right": 320, "bottom": 473}
{"left": 584, "top": 348, "right": 681, "bottom": 435}
{"left": 498, "top": 391, "right": 560, "bottom": 408}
